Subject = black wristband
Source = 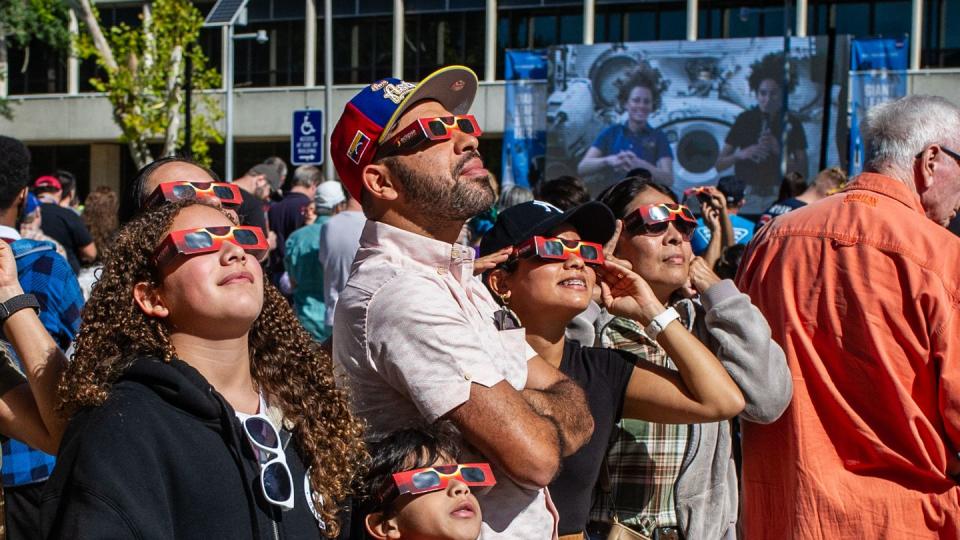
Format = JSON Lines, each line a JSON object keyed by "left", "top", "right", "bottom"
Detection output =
{"left": 0, "top": 294, "right": 40, "bottom": 324}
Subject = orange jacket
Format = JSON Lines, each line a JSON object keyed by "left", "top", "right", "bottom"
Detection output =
{"left": 737, "top": 172, "right": 960, "bottom": 539}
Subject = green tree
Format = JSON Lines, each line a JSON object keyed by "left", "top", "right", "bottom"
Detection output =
{"left": 0, "top": 0, "right": 72, "bottom": 119}
{"left": 72, "top": 0, "right": 222, "bottom": 167}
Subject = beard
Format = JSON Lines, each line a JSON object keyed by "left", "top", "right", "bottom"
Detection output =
{"left": 387, "top": 151, "right": 495, "bottom": 223}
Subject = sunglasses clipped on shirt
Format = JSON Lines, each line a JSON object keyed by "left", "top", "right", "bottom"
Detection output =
{"left": 376, "top": 115, "right": 482, "bottom": 159}
{"left": 392, "top": 463, "right": 496, "bottom": 497}
{"left": 513, "top": 236, "right": 605, "bottom": 266}
{"left": 144, "top": 181, "right": 243, "bottom": 209}
{"left": 153, "top": 225, "right": 268, "bottom": 268}
{"left": 622, "top": 203, "right": 697, "bottom": 240}
{"left": 241, "top": 414, "right": 295, "bottom": 510}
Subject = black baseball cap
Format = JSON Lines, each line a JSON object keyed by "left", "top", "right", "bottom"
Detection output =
{"left": 479, "top": 200, "right": 616, "bottom": 257}
{"left": 716, "top": 176, "right": 746, "bottom": 205}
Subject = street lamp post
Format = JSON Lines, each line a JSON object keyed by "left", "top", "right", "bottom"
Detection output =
{"left": 225, "top": 28, "right": 268, "bottom": 181}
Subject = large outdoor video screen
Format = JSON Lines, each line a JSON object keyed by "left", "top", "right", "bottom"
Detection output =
{"left": 546, "top": 36, "right": 850, "bottom": 214}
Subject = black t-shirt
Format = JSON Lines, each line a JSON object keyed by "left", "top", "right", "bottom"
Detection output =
{"left": 267, "top": 192, "right": 310, "bottom": 279}
{"left": 550, "top": 340, "right": 636, "bottom": 534}
{"left": 236, "top": 187, "right": 268, "bottom": 237}
{"left": 725, "top": 108, "right": 807, "bottom": 196}
{"left": 39, "top": 203, "right": 93, "bottom": 273}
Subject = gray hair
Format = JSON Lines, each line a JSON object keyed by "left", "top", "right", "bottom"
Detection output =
{"left": 292, "top": 165, "right": 322, "bottom": 188}
{"left": 862, "top": 95, "right": 960, "bottom": 172}
{"left": 496, "top": 186, "right": 533, "bottom": 211}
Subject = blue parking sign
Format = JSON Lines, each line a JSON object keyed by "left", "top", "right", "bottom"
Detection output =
{"left": 291, "top": 110, "right": 323, "bottom": 165}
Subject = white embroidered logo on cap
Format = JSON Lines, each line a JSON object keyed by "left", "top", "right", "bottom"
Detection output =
{"left": 532, "top": 201, "right": 562, "bottom": 214}
{"left": 381, "top": 81, "right": 416, "bottom": 104}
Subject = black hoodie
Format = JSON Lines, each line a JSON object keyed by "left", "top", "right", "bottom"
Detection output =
{"left": 40, "top": 356, "right": 326, "bottom": 540}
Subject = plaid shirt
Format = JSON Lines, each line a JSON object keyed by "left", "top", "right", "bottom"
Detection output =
{"left": 1, "top": 237, "right": 83, "bottom": 486}
{"left": 590, "top": 301, "right": 696, "bottom": 532}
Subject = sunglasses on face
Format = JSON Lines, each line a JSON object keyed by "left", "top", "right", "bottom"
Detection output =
{"left": 513, "top": 236, "right": 605, "bottom": 266}
{"left": 153, "top": 225, "right": 268, "bottom": 268}
{"left": 242, "top": 414, "right": 294, "bottom": 510}
{"left": 623, "top": 203, "right": 697, "bottom": 240}
{"left": 376, "top": 115, "right": 482, "bottom": 159}
{"left": 392, "top": 463, "right": 496, "bottom": 497}
{"left": 144, "top": 181, "right": 243, "bottom": 209}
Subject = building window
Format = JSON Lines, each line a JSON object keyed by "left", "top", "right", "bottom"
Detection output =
{"left": 403, "top": 12, "right": 485, "bottom": 81}
{"left": 6, "top": 41, "right": 67, "bottom": 95}
{"left": 233, "top": 20, "right": 305, "bottom": 87}
{"left": 333, "top": 16, "right": 393, "bottom": 84}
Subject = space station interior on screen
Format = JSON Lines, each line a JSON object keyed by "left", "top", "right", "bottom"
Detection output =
{"left": 546, "top": 36, "right": 851, "bottom": 214}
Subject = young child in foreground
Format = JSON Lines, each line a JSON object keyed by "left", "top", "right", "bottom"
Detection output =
{"left": 361, "top": 423, "right": 496, "bottom": 540}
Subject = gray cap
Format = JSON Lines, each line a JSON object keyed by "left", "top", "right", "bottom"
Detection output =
{"left": 248, "top": 163, "right": 282, "bottom": 191}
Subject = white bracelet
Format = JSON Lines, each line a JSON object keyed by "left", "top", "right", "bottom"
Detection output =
{"left": 644, "top": 307, "right": 680, "bottom": 340}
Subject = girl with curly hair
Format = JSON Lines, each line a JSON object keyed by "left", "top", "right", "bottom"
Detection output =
{"left": 39, "top": 199, "right": 367, "bottom": 539}
{"left": 715, "top": 52, "right": 808, "bottom": 197}
{"left": 579, "top": 67, "right": 675, "bottom": 188}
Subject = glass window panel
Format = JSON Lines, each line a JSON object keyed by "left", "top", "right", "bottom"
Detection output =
{"left": 728, "top": 7, "right": 761, "bottom": 38}
{"left": 359, "top": 0, "right": 393, "bottom": 14}
{"left": 449, "top": 0, "right": 484, "bottom": 9}
{"left": 500, "top": 0, "right": 541, "bottom": 6}
{"left": 233, "top": 20, "right": 304, "bottom": 87}
{"left": 873, "top": 1, "right": 910, "bottom": 38}
{"left": 762, "top": 8, "right": 785, "bottom": 37}
{"left": 946, "top": 1, "right": 960, "bottom": 48}
{"left": 625, "top": 11, "right": 655, "bottom": 41}
{"left": 247, "top": 0, "right": 271, "bottom": 21}
{"left": 6, "top": 41, "right": 67, "bottom": 95}
{"left": 333, "top": 1, "right": 356, "bottom": 15}
{"left": 658, "top": 10, "right": 685, "bottom": 40}
{"left": 408, "top": 0, "right": 446, "bottom": 11}
{"left": 558, "top": 14, "right": 583, "bottom": 44}
{"left": 835, "top": 3, "right": 870, "bottom": 37}
{"left": 532, "top": 15, "right": 557, "bottom": 48}
{"left": 274, "top": 0, "right": 306, "bottom": 19}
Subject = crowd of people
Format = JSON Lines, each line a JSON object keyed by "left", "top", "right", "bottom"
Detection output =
{"left": 0, "top": 64, "right": 956, "bottom": 540}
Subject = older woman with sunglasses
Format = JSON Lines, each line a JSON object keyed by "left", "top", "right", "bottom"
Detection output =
{"left": 39, "top": 200, "right": 365, "bottom": 538}
{"left": 584, "top": 177, "right": 791, "bottom": 540}
{"left": 478, "top": 200, "right": 745, "bottom": 539}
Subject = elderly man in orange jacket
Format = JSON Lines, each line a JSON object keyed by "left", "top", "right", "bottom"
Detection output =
{"left": 737, "top": 94, "right": 960, "bottom": 539}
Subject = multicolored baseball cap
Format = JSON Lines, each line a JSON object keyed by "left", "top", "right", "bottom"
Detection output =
{"left": 331, "top": 65, "right": 479, "bottom": 201}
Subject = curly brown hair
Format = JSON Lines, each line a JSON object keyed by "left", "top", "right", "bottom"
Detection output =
{"left": 617, "top": 66, "right": 668, "bottom": 112}
{"left": 82, "top": 186, "right": 119, "bottom": 262}
{"left": 61, "top": 199, "right": 367, "bottom": 536}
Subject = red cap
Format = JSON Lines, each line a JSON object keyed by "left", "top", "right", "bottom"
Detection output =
{"left": 330, "top": 66, "right": 478, "bottom": 201}
{"left": 33, "top": 175, "right": 62, "bottom": 191}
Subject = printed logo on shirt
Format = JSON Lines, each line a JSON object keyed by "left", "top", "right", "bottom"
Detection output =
{"left": 346, "top": 131, "right": 371, "bottom": 164}
{"left": 304, "top": 467, "right": 325, "bottom": 529}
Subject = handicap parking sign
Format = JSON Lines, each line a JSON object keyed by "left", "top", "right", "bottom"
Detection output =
{"left": 291, "top": 110, "right": 323, "bottom": 165}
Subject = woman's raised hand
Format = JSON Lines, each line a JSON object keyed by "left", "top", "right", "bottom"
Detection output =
{"left": 688, "top": 256, "right": 722, "bottom": 294}
{"left": 598, "top": 258, "right": 664, "bottom": 326}
{"left": 602, "top": 220, "right": 634, "bottom": 270}
{"left": 0, "top": 242, "right": 24, "bottom": 303}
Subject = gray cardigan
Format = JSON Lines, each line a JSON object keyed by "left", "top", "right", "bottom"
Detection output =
{"left": 596, "top": 279, "right": 792, "bottom": 540}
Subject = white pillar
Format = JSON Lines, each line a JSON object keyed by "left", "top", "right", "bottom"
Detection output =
{"left": 324, "top": 0, "right": 334, "bottom": 181}
{"left": 221, "top": 27, "right": 229, "bottom": 90}
{"left": 583, "top": 0, "right": 595, "bottom": 45}
{"left": 67, "top": 10, "right": 79, "bottom": 94}
{"left": 795, "top": 0, "right": 808, "bottom": 37}
{"left": 484, "top": 0, "right": 497, "bottom": 81}
{"left": 225, "top": 24, "right": 236, "bottom": 181}
{"left": 686, "top": 0, "right": 698, "bottom": 41}
{"left": 305, "top": 0, "right": 317, "bottom": 87}
{"left": 910, "top": 0, "right": 923, "bottom": 69}
{"left": 393, "top": 0, "right": 404, "bottom": 78}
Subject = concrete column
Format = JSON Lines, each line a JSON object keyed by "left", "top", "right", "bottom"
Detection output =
{"left": 305, "top": 0, "right": 317, "bottom": 87}
{"left": 584, "top": 0, "right": 595, "bottom": 45}
{"left": 795, "top": 0, "right": 808, "bottom": 37}
{"left": 393, "top": 0, "right": 404, "bottom": 78}
{"left": 221, "top": 27, "right": 229, "bottom": 90}
{"left": 484, "top": 0, "right": 497, "bottom": 81}
{"left": 68, "top": 10, "right": 79, "bottom": 94}
{"left": 89, "top": 144, "right": 121, "bottom": 194}
{"left": 686, "top": 0, "right": 698, "bottom": 41}
{"left": 910, "top": 0, "right": 923, "bottom": 69}
{"left": 323, "top": 0, "right": 334, "bottom": 181}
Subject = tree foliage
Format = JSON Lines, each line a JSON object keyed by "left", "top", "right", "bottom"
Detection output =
{"left": 0, "top": 0, "right": 72, "bottom": 119}
{"left": 73, "top": 0, "right": 222, "bottom": 167}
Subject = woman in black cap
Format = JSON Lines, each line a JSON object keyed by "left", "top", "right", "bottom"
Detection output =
{"left": 478, "top": 200, "right": 744, "bottom": 539}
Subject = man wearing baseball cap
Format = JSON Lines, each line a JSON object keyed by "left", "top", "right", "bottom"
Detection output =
{"left": 331, "top": 66, "right": 593, "bottom": 539}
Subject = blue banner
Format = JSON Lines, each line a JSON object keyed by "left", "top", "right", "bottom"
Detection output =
{"left": 848, "top": 37, "right": 909, "bottom": 175}
{"left": 502, "top": 50, "right": 548, "bottom": 189}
